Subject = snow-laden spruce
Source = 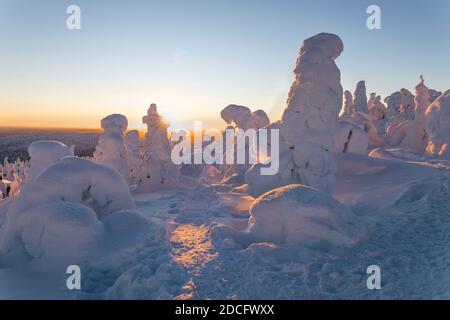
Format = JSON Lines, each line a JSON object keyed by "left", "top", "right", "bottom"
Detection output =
{"left": 246, "top": 33, "right": 345, "bottom": 197}
{"left": 93, "top": 114, "right": 130, "bottom": 181}
{"left": 401, "top": 76, "right": 431, "bottom": 152}
{"left": 0, "top": 157, "right": 136, "bottom": 265}
{"left": 125, "top": 130, "right": 142, "bottom": 186}
{"left": 26, "top": 140, "right": 73, "bottom": 180}
{"left": 248, "top": 185, "right": 363, "bottom": 245}
{"left": 426, "top": 90, "right": 450, "bottom": 157}
{"left": 368, "top": 95, "right": 387, "bottom": 125}
{"left": 341, "top": 90, "right": 353, "bottom": 118}
{"left": 352, "top": 81, "right": 368, "bottom": 113}
{"left": 137, "top": 104, "right": 180, "bottom": 192}
{"left": 384, "top": 89, "right": 416, "bottom": 146}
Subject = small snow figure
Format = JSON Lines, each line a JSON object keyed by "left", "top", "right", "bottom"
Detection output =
{"left": 426, "top": 90, "right": 450, "bottom": 158}
{"left": 352, "top": 81, "right": 368, "bottom": 113}
{"left": 137, "top": 104, "right": 180, "bottom": 192}
{"left": 125, "top": 130, "right": 142, "bottom": 186}
{"left": 26, "top": 140, "right": 74, "bottom": 180}
{"left": 93, "top": 114, "right": 130, "bottom": 182}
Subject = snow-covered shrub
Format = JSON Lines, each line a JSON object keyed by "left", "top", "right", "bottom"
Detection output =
{"left": 0, "top": 156, "right": 135, "bottom": 261}
{"left": 333, "top": 120, "right": 369, "bottom": 155}
{"left": 426, "top": 90, "right": 450, "bottom": 157}
{"left": 93, "top": 114, "right": 130, "bottom": 181}
{"left": 26, "top": 140, "right": 73, "bottom": 180}
{"left": 248, "top": 184, "right": 362, "bottom": 245}
{"left": 137, "top": 104, "right": 180, "bottom": 192}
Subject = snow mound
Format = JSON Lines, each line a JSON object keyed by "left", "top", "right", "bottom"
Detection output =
{"left": 26, "top": 140, "right": 73, "bottom": 179}
{"left": 249, "top": 184, "right": 362, "bottom": 245}
{"left": 199, "top": 165, "right": 221, "bottom": 186}
{"left": 333, "top": 120, "right": 369, "bottom": 155}
{"left": 16, "top": 201, "right": 102, "bottom": 263}
{"left": 0, "top": 157, "right": 135, "bottom": 259}
{"left": 426, "top": 90, "right": 450, "bottom": 157}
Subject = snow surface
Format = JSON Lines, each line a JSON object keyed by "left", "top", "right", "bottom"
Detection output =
{"left": 1, "top": 148, "right": 450, "bottom": 299}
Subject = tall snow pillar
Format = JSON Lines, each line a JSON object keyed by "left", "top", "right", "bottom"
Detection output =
{"left": 280, "top": 32, "right": 344, "bottom": 193}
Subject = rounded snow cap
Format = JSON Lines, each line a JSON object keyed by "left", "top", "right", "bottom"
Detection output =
{"left": 301, "top": 32, "right": 344, "bottom": 60}
{"left": 101, "top": 114, "right": 128, "bottom": 133}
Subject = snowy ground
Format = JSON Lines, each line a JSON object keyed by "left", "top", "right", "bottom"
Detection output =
{"left": 1, "top": 150, "right": 450, "bottom": 299}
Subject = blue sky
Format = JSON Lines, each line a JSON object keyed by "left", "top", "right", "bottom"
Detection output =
{"left": 0, "top": 0, "right": 449, "bottom": 129}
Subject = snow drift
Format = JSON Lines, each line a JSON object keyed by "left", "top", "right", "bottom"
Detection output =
{"left": 0, "top": 157, "right": 135, "bottom": 264}
{"left": 248, "top": 184, "right": 362, "bottom": 245}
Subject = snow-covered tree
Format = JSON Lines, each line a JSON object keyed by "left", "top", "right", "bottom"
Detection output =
{"left": 137, "top": 104, "right": 180, "bottom": 192}
{"left": 246, "top": 33, "right": 344, "bottom": 197}
{"left": 341, "top": 90, "right": 353, "bottom": 118}
{"left": 426, "top": 90, "right": 450, "bottom": 157}
{"left": 400, "top": 88, "right": 416, "bottom": 120}
{"left": 367, "top": 92, "right": 377, "bottom": 110}
{"left": 125, "top": 130, "right": 142, "bottom": 186}
{"left": 93, "top": 114, "right": 130, "bottom": 181}
{"left": 368, "top": 95, "right": 387, "bottom": 124}
{"left": 401, "top": 75, "right": 430, "bottom": 151}
{"left": 352, "top": 81, "right": 368, "bottom": 113}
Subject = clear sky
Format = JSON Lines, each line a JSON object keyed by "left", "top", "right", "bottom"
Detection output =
{"left": 0, "top": 0, "right": 449, "bottom": 130}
